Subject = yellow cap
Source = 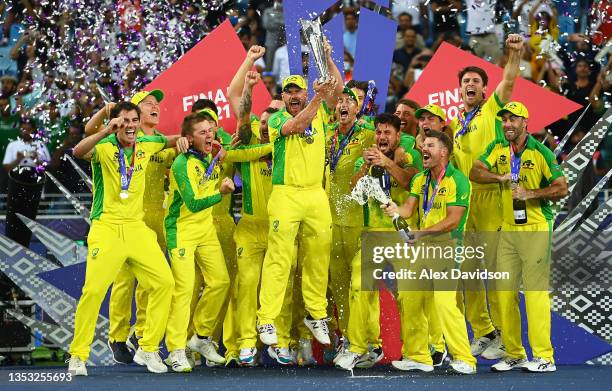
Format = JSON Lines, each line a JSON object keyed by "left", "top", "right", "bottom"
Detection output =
{"left": 342, "top": 86, "right": 360, "bottom": 108}
{"left": 282, "top": 75, "right": 307, "bottom": 91}
{"left": 497, "top": 101, "right": 529, "bottom": 119}
{"left": 130, "top": 90, "right": 164, "bottom": 105}
{"left": 197, "top": 108, "right": 218, "bottom": 125}
{"left": 415, "top": 104, "right": 446, "bottom": 121}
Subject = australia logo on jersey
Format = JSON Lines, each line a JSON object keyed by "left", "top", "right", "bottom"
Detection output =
{"left": 437, "top": 187, "right": 447, "bottom": 196}
{"left": 499, "top": 154, "right": 507, "bottom": 164}
{"left": 136, "top": 150, "right": 145, "bottom": 159}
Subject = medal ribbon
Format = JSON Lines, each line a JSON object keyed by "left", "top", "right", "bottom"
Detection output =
{"left": 455, "top": 105, "right": 480, "bottom": 139}
{"left": 422, "top": 165, "right": 447, "bottom": 222}
{"left": 188, "top": 148, "right": 219, "bottom": 178}
{"left": 117, "top": 136, "right": 136, "bottom": 195}
{"left": 509, "top": 142, "right": 523, "bottom": 184}
{"left": 329, "top": 122, "right": 357, "bottom": 172}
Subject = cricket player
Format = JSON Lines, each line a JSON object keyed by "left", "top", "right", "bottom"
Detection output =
{"left": 470, "top": 102, "right": 567, "bottom": 373}
{"left": 256, "top": 38, "right": 344, "bottom": 346}
{"left": 327, "top": 86, "right": 375, "bottom": 344}
{"left": 84, "top": 90, "right": 187, "bottom": 363}
{"left": 384, "top": 130, "right": 476, "bottom": 375}
{"left": 68, "top": 102, "right": 178, "bottom": 375}
{"left": 451, "top": 34, "right": 524, "bottom": 359}
{"left": 334, "top": 113, "right": 420, "bottom": 370}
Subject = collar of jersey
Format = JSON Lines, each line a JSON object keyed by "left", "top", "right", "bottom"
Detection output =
{"left": 186, "top": 150, "right": 212, "bottom": 168}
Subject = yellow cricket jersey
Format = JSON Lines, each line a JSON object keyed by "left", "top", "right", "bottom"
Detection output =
{"left": 327, "top": 121, "right": 375, "bottom": 227}
{"left": 226, "top": 144, "right": 274, "bottom": 219}
{"left": 90, "top": 134, "right": 167, "bottom": 224}
{"left": 268, "top": 104, "right": 331, "bottom": 188}
{"left": 136, "top": 129, "right": 176, "bottom": 207}
{"left": 451, "top": 92, "right": 505, "bottom": 192}
{"left": 354, "top": 151, "right": 422, "bottom": 230}
{"left": 165, "top": 152, "right": 223, "bottom": 250}
{"left": 211, "top": 159, "right": 235, "bottom": 218}
{"left": 408, "top": 162, "right": 471, "bottom": 240}
{"left": 478, "top": 135, "right": 564, "bottom": 226}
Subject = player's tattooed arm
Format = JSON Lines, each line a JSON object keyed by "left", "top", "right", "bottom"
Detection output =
{"left": 236, "top": 71, "right": 258, "bottom": 144}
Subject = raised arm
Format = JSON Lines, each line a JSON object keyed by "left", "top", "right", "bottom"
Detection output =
{"left": 495, "top": 34, "right": 524, "bottom": 104}
{"left": 236, "top": 71, "right": 260, "bottom": 144}
{"left": 73, "top": 117, "right": 123, "bottom": 160}
{"left": 280, "top": 78, "right": 337, "bottom": 136}
{"left": 84, "top": 102, "right": 116, "bottom": 136}
{"left": 228, "top": 45, "right": 265, "bottom": 119}
{"left": 322, "top": 39, "right": 344, "bottom": 108}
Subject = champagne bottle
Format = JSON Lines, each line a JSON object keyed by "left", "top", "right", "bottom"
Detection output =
{"left": 511, "top": 182, "right": 527, "bottom": 224}
{"left": 370, "top": 165, "right": 415, "bottom": 242}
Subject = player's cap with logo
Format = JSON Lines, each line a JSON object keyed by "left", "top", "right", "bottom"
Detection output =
{"left": 197, "top": 107, "right": 219, "bottom": 125}
{"left": 497, "top": 101, "right": 529, "bottom": 119}
{"left": 282, "top": 75, "right": 307, "bottom": 92}
{"left": 415, "top": 104, "right": 446, "bottom": 122}
{"left": 342, "top": 86, "right": 360, "bottom": 108}
{"left": 131, "top": 90, "right": 165, "bottom": 105}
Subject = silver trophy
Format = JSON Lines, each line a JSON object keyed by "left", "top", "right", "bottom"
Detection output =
{"left": 300, "top": 18, "right": 330, "bottom": 83}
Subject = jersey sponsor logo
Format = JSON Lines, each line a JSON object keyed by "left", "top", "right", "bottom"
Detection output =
{"left": 150, "top": 154, "right": 166, "bottom": 164}
{"left": 499, "top": 154, "right": 507, "bottom": 163}
{"left": 137, "top": 150, "right": 145, "bottom": 159}
{"left": 522, "top": 160, "right": 535, "bottom": 169}
{"left": 437, "top": 187, "right": 447, "bottom": 195}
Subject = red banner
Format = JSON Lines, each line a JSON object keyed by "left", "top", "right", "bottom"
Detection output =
{"left": 405, "top": 42, "right": 582, "bottom": 133}
{"left": 146, "top": 21, "right": 271, "bottom": 135}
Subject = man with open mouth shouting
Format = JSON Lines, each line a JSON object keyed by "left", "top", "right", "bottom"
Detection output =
{"left": 68, "top": 101, "right": 182, "bottom": 376}
{"left": 450, "top": 33, "right": 524, "bottom": 361}
{"left": 256, "top": 37, "right": 344, "bottom": 350}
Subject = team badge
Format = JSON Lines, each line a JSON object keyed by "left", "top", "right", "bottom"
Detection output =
{"left": 273, "top": 220, "right": 280, "bottom": 232}
{"left": 237, "top": 247, "right": 243, "bottom": 257}
{"left": 179, "top": 248, "right": 185, "bottom": 257}
{"left": 92, "top": 248, "right": 99, "bottom": 258}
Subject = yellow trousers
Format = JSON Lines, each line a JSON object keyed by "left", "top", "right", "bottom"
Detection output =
{"left": 329, "top": 224, "right": 361, "bottom": 337}
{"left": 107, "top": 208, "right": 165, "bottom": 341}
{"left": 234, "top": 216, "right": 296, "bottom": 349}
{"left": 459, "top": 189, "right": 502, "bottom": 339}
{"left": 258, "top": 186, "right": 332, "bottom": 324}
{"left": 165, "top": 234, "right": 230, "bottom": 352}
{"left": 397, "top": 239, "right": 476, "bottom": 367}
{"left": 496, "top": 221, "right": 554, "bottom": 362}
{"left": 70, "top": 220, "right": 174, "bottom": 360}
{"left": 289, "top": 241, "right": 313, "bottom": 347}
{"left": 346, "top": 249, "right": 381, "bottom": 355}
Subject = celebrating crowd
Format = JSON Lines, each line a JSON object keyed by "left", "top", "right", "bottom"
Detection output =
{"left": 0, "top": 0, "right": 609, "bottom": 378}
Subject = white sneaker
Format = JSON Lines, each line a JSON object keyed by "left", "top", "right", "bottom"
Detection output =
{"left": 297, "top": 339, "right": 316, "bottom": 366}
{"left": 257, "top": 323, "right": 278, "bottom": 346}
{"left": 448, "top": 360, "right": 476, "bottom": 375}
{"left": 164, "top": 349, "right": 192, "bottom": 373}
{"left": 335, "top": 350, "right": 361, "bottom": 371}
{"left": 239, "top": 347, "right": 258, "bottom": 367}
{"left": 184, "top": 347, "right": 195, "bottom": 368}
{"left": 355, "top": 347, "right": 384, "bottom": 369}
{"left": 482, "top": 339, "right": 505, "bottom": 360}
{"left": 303, "top": 317, "right": 331, "bottom": 345}
{"left": 268, "top": 346, "right": 294, "bottom": 365}
{"left": 67, "top": 357, "right": 88, "bottom": 376}
{"left": 333, "top": 338, "right": 349, "bottom": 364}
{"left": 491, "top": 357, "right": 528, "bottom": 372}
{"left": 471, "top": 331, "right": 501, "bottom": 357}
{"left": 523, "top": 357, "right": 556, "bottom": 372}
{"left": 134, "top": 348, "right": 168, "bottom": 373}
{"left": 187, "top": 335, "right": 225, "bottom": 364}
{"left": 391, "top": 358, "right": 434, "bottom": 372}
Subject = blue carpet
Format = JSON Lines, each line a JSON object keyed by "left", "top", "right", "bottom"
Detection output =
{"left": 1, "top": 365, "right": 611, "bottom": 391}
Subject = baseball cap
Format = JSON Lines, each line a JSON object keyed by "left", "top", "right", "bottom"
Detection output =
{"left": 130, "top": 89, "right": 165, "bottom": 105}
{"left": 197, "top": 107, "right": 219, "bottom": 125}
{"left": 342, "top": 86, "right": 360, "bottom": 108}
{"left": 282, "top": 75, "right": 307, "bottom": 91}
{"left": 497, "top": 101, "right": 529, "bottom": 119}
{"left": 415, "top": 104, "right": 447, "bottom": 122}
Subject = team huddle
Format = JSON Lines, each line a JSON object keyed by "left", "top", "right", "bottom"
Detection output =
{"left": 66, "top": 33, "right": 568, "bottom": 376}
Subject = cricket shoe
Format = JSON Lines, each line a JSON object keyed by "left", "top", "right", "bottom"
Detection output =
{"left": 187, "top": 335, "right": 225, "bottom": 364}
{"left": 268, "top": 346, "right": 294, "bottom": 365}
{"left": 107, "top": 340, "right": 133, "bottom": 364}
{"left": 165, "top": 349, "right": 192, "bottom": 373}
{"left": 67, "top": 357, "right": 88, "bottom": 376}
{"left": 239, "top": 347, "right": 258, "bottom": 367}
{"left": 134, "top": 348, "right": 168, "bottom": 373}
{"left": 523, "top": 357, "right": 556, "bottom": 372}
{"left": 303, "top": 317, "right": 331, "bottom": 345}
{"left": 391, "top": 358, "right": 434, "bottom": 372}
{"left": 471, "top": 330, "right": 501, "bottom": 357}
{"left": 448, "top": 360, "right": 476, "bottom": 375}
{"left": 333, "top": 337, "right": 350, "bottom": 364}
{"left": 491, "top": 357, "right": 528, "bottom": 372}
{"left": 335, "top": 350, "right": 361, "bottom": 371}
{"left": 185, "top": 346, "right": 196, "bottom": 368}
{"left": 257, "top": 323, "right": 278, "bottom": 346}
{"left": 355, "top": 347, "right": 384, "bottom": 369}
{"left": 432, "top": 349, "right": 448, "bottom": 367}
{"left": 126, "top": 332, "right": 141, "bottom": 354}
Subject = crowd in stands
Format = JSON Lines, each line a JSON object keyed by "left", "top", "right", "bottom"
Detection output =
{"left": 0, "top": 0, "right": 610, "bottom": 200}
